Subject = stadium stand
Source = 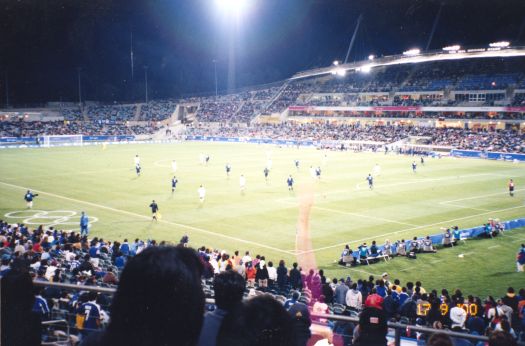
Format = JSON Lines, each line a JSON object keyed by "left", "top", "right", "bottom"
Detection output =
{"left": 1, "top": 218, "right": 524, "bottom": 344}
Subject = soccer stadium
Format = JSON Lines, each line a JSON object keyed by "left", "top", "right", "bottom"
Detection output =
{"left": 1, "top": 1, "right": 525, "bottom": 345}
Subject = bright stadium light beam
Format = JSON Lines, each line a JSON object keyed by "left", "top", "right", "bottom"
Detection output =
{"left": 215, "top": 0, "right": 251, "bottom": 15}
{"left": 403, "top": 48, "right": 421, "bottom": 56}
{"left": 489, "top": 41, "right": 510, "bottom": 48}
{"left": 442, "top": 45, "right": 461, "bottom": 51}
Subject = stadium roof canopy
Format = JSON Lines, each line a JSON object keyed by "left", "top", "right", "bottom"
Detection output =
{"left": 289, "top": 46, "right": 525, "bottom": 81}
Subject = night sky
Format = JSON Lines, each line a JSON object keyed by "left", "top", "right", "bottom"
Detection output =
{"left": 1, "top": 0, "right": 524, "bottom": 106}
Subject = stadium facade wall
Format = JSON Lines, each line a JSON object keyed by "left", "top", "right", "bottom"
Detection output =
{"left": 450, "top": 149, "right": 525, "bottom": 162}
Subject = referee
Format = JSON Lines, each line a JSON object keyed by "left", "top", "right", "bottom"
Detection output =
{"left": 149, "top": 200, "right": 159, "bottom": 221}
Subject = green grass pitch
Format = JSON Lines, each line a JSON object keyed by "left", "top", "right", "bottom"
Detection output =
{"left": 1, "top": 141, "right": 524, "bottom": 296}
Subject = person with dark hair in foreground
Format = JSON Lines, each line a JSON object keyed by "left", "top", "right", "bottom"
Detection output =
{"left": 217, "top": 295, "right": 296, "bottom": 346}
{"left": 197, "top": 270, "right": 245, "bottom": 346}
{"left": 426, "top": 333, "right": 453, "bottom": 346}
{"left": 81, "top": 246, "right": 204, "bottom": 346}
{"left": 1, "top": 261, "right": 42, "bottom": 346}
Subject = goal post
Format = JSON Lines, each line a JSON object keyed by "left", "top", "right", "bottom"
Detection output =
{"left": 42, "top": 134, "right": 83, "bottom": 147}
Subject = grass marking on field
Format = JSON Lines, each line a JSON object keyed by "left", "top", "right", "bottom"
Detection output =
{"left": 439, "top": 202, "right": 492, "bottom": 212}
{"left": 312, "top": 206, "right": 419, "bottom": 227}
{"left": 440, "top": 189, "right": 525, "bottom": 204}
{"left": 344, "top": 267, "right": 381, "bottom": 277}
{"left": 277, "top": 199, "right": 419, "bottom": 227}
{"left": 511, "top": 238, "right": 525, "bottom": 243}
{"left": 0, "top": 181, "right": 295, "bottom": 256}
{"left": 487, "top": 245, "right": 501, "bottom": 249}
{"left": 299, "top": 205, "right": 525, "bottom": 255}
{"left": 431, "top": 259, "right": 444, "bottom": 264}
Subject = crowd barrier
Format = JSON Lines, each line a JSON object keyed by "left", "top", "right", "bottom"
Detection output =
{"left": 349, "top": 217, "right": 525, "bottom": 258}
{"left": 450, "top": 149, "right": 525, "bottom": 162}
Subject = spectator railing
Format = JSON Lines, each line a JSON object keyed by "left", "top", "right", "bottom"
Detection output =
{"left": 31, "top": 281, "right": 493, "bottom": 346}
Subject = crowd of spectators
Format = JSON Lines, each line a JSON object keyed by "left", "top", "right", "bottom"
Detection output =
{"left": 139, "top": 100, "right": 177, "bottom": 121}
{"left": 84, "top": 105, "right": 137, "bottom": 122}
{"left": 1, "top": 219, "right": 524, "bottom": 345}
{"left": 186, "top": 122, "right": 525, "bottom": 153}
{"left": 0, "top": 120, "right": 160, "bottom": 138}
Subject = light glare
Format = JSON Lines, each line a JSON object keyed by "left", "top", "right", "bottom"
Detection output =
{"left": 403, "top": 48, "right": 421, "bottom": 56}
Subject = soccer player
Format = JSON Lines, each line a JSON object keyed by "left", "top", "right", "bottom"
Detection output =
{"left": 287, "top": 175, "right": 294, "bottom": 191}
{"left": 294, "top": 160, "right": 300, "bottom": 170}
{"left": 240, "top": 174, "right": 246, "bottom": 194}
{"left": 198, "top": 185, "right": 206, "bottom": 204}
{"left": 264, "top": 167, "right": 270, "bottom": 182}
{"left": 171, "top": 160, "right": 177, "bottom": 173}
{"left": 412, "top": 161, "right": 417, "bottom": 173}
{"left": 135, "top": 163, "right": 141, "bottom": 176}
{"left": 315, "top": 166, "right": 321, "bottom": 180}
{"left": 80, "top": 211, "right": 89, "bottom": 237}
{"left": 225, "top": 163, "right": 231, "bottom": 178}
{"left": 366, "top": 174, "right": 374, "bottom": 190}
{"left": 171, "top": 176, "right": 178, "bottom": 193}
{"left": 24, "top": 190, "right": 38, "bottom": 209}
{"left": 420, "top": 157, "right": 425, "bottom": 166}
{"left": 205, "top": 155, "right": 210, "bottom": 165}
{"left": 134, "top": 154, "right": 140, "bottom": 167}
{"left": 509, "top": 179, "right": 515, "bottom": 197}
{"left": 149, "top": 200, "right": 159, "bottom": 221}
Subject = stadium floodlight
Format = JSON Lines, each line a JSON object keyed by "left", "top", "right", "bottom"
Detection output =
{"left": 442, "top": 45, "right": 461, "bottom": 51}
{"left": 368, "top": 54, "right": 375, "bottom": 60}
{"left": 336, "top": 68, "right": 346, "bottom": 77}
{"left": 215, "top": 0, "right": 251, "bottom": 15}
{"left": 403, "top": 48, "right": 421, "bottom": 56}
{"left": 359, "top": 64, "right": 373, "bottom": 73}
{"left": 333, "top": 60, "right": 340, "bottom": 66}
{"left": 489, "top": 41, "right": 510, "bottom": 48}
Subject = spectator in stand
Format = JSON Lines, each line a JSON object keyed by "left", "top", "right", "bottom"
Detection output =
{"left": 334, "top": 278, "right": 349, "bottom": 305}
{"left": 488, "top": 330, "right": 518, "bottom": 346}
{"left": 82, "top": 246, "right": 204, "bottom": 346}
{"left": 217, "top": 295, "right": 296, "bottom": 346}
{"left": 276, "top": 260, "right": 288, "bottom": 291}
{"left": 289, "top": 262, "right": 302, "bottom": 290}
{"left": 287, "top": 291, "right": 311, "bottom": 346}
{"left": 198, "top": 270, "right": 245, "bottom": 346}
{"left": 346, "top": 283, "right": 363, "bottom": 311}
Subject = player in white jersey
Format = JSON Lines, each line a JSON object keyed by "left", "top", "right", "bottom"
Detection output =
{"left": 373, "top": 163, "right": 381, "bottom": 177}
{"left": 171, "top": 160, "right": 177, "bottom": 173}
{"left": 239, "top": 175, "right": 246, "bottom": 194}
{"left": 134, "top": 154, "right": 140, "bottom": 166}
{"left": 198, "top": 185, "right": 206, "bottom": 204}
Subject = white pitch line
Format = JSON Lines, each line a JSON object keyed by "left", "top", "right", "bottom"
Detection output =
{"left": 313, "top": 205, "right": 419, "bottom": 227}
{"left": 487, "top": 245, "right": 501, "bottom": 249}
{"left": 0, "top": 181, "right": 295, "bottom": 256}
{"left": 440, "top": 189, "right": 525, "bottom": 204}
{"left": 439, "top": 202, "right": 492, "bottom": 212}
{"left": 277, "top": 199, "right": 419, "bottom": 227}
{"left": 298, "top": 205, "right": 525, "bottom": 255}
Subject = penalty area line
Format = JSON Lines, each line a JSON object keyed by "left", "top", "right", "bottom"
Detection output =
{"left": 0, "top": 181, "right": 295, "bottom": 256}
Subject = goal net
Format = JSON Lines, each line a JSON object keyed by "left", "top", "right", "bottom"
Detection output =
{"left": 42, "top": 134, "right": 83, "bottom": 147}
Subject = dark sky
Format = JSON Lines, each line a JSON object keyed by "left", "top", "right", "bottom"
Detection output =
{"left": 1, "top": 0, "right": 524, "bottom": 106}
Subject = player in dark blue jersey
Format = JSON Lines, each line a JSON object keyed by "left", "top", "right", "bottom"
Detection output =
{"left": 24, "top": 190, "right": 38, "bottom": 209}
{"left": 287, "top": 175, "right": 294, "bottom": 191}
{"left": 135, "top": 163, "right": 141, "bottom": 176}
{"left": 225, "top": 163, "right": 231, "bottom": 178}
{"left": 149, "top": 200, "right": 159, "bottom": 221}
{"left": 264, "top": 167, "right": 270, "bottom": 182}
{"left": 294, "top": 160, "right": 300, "bottom": 170}
{"left": 420, "top": 156, "right": 425, "bottom": 166}
{"left": 205, "top": 155, "right": 210, "bottom": 165}
{"left": 366, "top": 174, "right": 374, "bottom": 189}
{"left": 171, "top": 176, "right": 178, "bottom": 193}
{"left": 412, "top": 161, "right": 417, "bottom": 173}
{"left": 315, "top": 166, "right": 321, "bottom": 180}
